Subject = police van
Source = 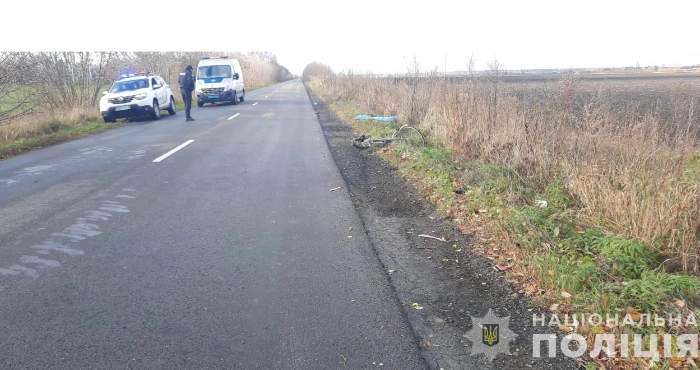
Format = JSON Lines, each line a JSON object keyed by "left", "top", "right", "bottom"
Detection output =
{"left": 195, "top": 56, "right": 245, "bottom": 107}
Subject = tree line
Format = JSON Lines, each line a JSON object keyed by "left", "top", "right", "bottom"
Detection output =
{"left": 0, "top": 52, "right": 294, "bottom": 125}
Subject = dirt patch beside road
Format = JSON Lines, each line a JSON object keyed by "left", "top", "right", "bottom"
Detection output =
{"left": 305, "top": 84, "right": 584, "bottom": 370}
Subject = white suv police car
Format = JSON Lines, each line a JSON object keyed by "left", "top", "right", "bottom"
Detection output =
{"left": 99, "top": 73, "right": 176, "bottom": 122}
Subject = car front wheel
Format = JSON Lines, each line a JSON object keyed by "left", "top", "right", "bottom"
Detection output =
{"left": 167, "top": 96, "right": 176, "bottom": 115}
{"left": 151, "top": 100, "right": 161, "bottom": 120}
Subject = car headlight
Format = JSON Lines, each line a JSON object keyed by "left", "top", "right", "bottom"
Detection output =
{"left": 134, "top": 93, "right": 147, "bottom": 100}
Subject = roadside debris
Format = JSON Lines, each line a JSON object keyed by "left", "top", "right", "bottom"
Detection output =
{"left": 354, "top": 114, "right": 398, "bottom": 122}
{"left": 535, "top": 199, "right": 548, "bottom": 208}
{"left": 418, "top": 234, "right": 446, "bottom": 242}
{"left": 411, "top": 302, "right": 424, "bottom": 310}
{"left": 494, "top": 264, "right": 512, "bottom": 272}
{"left": 329, "top": 186, "right": 342, "bottom": 192}
{"left": 559, "top": 324, "right": 574, "bottom": 333}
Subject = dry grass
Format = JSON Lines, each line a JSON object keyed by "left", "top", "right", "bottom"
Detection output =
{"left": 0, "top": 105, "right": 102, "bottom": 142}
{"left": 314, "top": 72, "right": 700, "bottom": 271}
{"left": 308, "top": 74, "right": 700, "bottom": 369}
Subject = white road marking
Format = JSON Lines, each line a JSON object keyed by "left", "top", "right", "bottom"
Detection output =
{"left": 252, "top": 102, "right": 259, "bottom": 106}
{"left": 227, "top": 113, "right": 240, "bottom": 120}
{"left": 264, "top": 96, "right": 269, "bottom": 99}
{"left": 153, "top": 140, "right": 195, "bottom": 163}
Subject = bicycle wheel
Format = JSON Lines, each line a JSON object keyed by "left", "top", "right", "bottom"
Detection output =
{"left": 396, "top": 125, "right": 425, "bottom": 147}
{"left": 352, "top": 135, "right": 371, "bottom": 149}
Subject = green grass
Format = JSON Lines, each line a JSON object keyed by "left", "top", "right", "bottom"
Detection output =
{"left": 314, "top": 86, "right": 700, "bottom": 368}
{"left": 417, "top": 141, "right": 700, "bottom": 368}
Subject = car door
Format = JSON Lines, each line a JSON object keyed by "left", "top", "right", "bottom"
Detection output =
{"left": 158, "top": 77, "right": 171, "bottom": 104}
{"left": 151, "top": 77, "right": 167, "bottom": 106}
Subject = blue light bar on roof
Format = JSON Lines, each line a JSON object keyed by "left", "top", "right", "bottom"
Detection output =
{"left": 201, "top": 56, "right": 210, "bottom": 59}
{"left": 119, "top": 72, "right": 151, "bottom": 79}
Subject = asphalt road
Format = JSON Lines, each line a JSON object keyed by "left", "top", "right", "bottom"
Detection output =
{"left": 0, "top": 80, "right": 427, "bottom": 370}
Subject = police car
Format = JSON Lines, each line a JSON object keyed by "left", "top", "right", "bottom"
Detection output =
{"left": 99, "top": 73, "right": 176, "bottom": 123}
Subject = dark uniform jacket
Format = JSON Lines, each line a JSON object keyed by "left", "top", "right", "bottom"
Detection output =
{"left": 179, "top": 67, "right": 195, "bottom": 93}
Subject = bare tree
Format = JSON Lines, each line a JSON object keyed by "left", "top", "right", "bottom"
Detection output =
{"left": 485, "top": 59, "right": 504, "bottom": 137}
{"left": 3, "top": 51, "right": 294, "bottom": 123}
{"left": 125, "top": 52, "right": 190, "bottom": 84}
{"left": 0, "top": 52, "right": 38, "bottom": 125}
{"left": 31, "top": 52, "right": 120, "bottom": 111}
{"left": 302, "top": 62, "right": 334, "bottom": 81}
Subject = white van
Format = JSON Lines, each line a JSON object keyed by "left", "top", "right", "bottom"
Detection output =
{"left": 195, "top": 56, "right": 245, "bottom": 107}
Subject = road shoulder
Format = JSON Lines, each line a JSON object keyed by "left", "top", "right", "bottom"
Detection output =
{"left": 306, "top": 84, "right": 584, "bottom": 370}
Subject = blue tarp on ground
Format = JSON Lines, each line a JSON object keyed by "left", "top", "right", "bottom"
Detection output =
{"left": 354, "top": 115, "right": 398, "bottom": 122}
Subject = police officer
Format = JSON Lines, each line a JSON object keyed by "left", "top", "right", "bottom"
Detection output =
{"left": 179, "top": 65, "right": 195, "bottom": 121}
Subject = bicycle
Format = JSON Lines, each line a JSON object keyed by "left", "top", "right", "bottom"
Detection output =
{"left": 352, "top": 124, "right": 425, "bottom": 149}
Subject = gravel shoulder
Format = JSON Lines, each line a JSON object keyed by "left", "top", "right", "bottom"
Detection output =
{"left": 306, "top": 84, "right": 585, "bottom": 370}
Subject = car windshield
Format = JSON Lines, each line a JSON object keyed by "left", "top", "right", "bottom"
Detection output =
{"left": 197, "top": 65, "right": 231, "bottom": 79}
{"left": 109, "top": 78, "right": 149, "bottom": 93}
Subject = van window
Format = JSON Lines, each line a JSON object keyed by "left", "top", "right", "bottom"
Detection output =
{"left": 197, "top": 65, "right": 231, "bottom": 79}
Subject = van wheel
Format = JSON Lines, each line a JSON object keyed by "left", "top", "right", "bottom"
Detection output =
{"left": 103, "top": 115, "right": 115, "bottom": 123}
{"left": 167, "top": 96, "right": 176, "bottom": 115}
{"left": 151, "top": 100, "right": 161, "bottom": 120}
{"left": 239, "top": 90, "right": 245, "bottom": 102}
{"left": 231, "top": 92, "right": 238, "bottom": 105}
{"left": 197, "top": 101, "right": 204, "bottom": 107}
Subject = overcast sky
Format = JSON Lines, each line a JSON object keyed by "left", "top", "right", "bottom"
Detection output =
{"left": 3, "top": 0, "right": 698, "bottom": 75}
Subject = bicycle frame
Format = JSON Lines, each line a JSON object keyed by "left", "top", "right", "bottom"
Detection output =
{"left": 352, "top": 124, "right": 424, "bottom": 149}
